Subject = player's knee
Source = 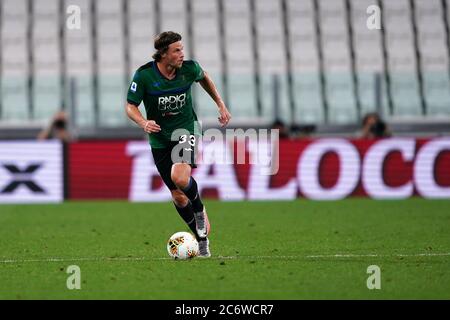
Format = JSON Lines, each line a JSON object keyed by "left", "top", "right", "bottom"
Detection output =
{"left": 171, "top": 174, "right": 184, "bottom": 188}
{"left": 171, "top": 164, "right": 190, "bottom": 188}
{"left": 171, "top": 190, "right": 189, "bottom": 207}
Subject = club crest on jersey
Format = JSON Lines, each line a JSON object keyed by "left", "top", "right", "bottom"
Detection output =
{"left": 158, "top": 93, "right": 186, "bottom": 115}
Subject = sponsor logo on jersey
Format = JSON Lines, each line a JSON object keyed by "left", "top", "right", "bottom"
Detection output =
{"left": 158, "top": 93, "right": 186, "bottom": 114}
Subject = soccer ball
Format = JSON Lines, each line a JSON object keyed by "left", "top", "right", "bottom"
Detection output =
{"left": 167, "top": 232, "right": 199, "bottom": 260}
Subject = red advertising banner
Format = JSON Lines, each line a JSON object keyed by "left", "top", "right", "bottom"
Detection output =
{"left": 69, "top": 141, "right": 133, "bottom": 199}
{"left": 68, "top": 138, "right": 450, "bottom": 201}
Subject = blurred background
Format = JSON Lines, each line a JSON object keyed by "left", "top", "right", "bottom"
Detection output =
{"left": 0, "top": 0, "right": 449, "bottom": 202}
{"left": 0, "top": 0, "right": 449, "bottom": 138}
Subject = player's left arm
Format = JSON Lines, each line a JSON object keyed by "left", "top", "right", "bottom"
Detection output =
{"left": 198, "top": 72, "right": 231, "bottom": 127}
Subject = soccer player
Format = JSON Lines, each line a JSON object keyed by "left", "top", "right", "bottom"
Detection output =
{"left": 125, "top": 31, "right": 231, "bottom": 258}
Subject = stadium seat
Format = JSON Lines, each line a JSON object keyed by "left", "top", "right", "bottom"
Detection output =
{"left": 98, "top": 75, "right": 127, "bottom": 126}
{"left": 96, "top": 0, "right": 127, "bottom": 126}
{"left": 191, "top": 0, "right": 223, "bottom": 120}
{"left": 223, "top": 0, "right": 258, "bottom": 119}
{"left": 32, "top": 0, "right": 61, "bottom": 121}
{"left": 292, "top": 74, "right": 325, "bottom": 124}
{"left": 422, "top": 72, "right": 450, "bottom": 116}
{"left": 64, "top": 0, "right": 95, "bottom": 127}
{"left": 96, "top": 0, "right": 126, "bottom": 70}
{"left": 33, "top": 77, "right": 61, "bottom": 122}
{"left": 350, "top": 0, "right": 385, "bottom": 116}
{"left": 414, "top": 0, "right": 450, "bottom": 115}
{"left": 1, "top": 0, "right": 29, "bottom": 121}
{"left": 254, "top": 0, "right": 290, "bottom": 123}
{"left": 287, "top": 0, "right": 320, "bottom": 70}
{"left": 226, "top": 74, "right": 258, "bottom": 119}
{"left": 287, "top": 0, "right": 324, "bottom": 124}
{"left": 319, "top": 0, "right": 357, "bottom": 123}
{"left": 259, "top": 74, "right": 291, "bottom": 123}
{"left": 1, "top": 77, "right": 29, "bottom": 122}
{"left": 70, "top": 76, "right": 96, "bottom": 127}
{"left": 128, "top": 0, "right": 156, "bottom": 74}
{"left": 390, "top": 73, "right": 422, "bottom": 116}
{"left": 383, "top": 0, "right": 422, "bottom": 116}
{"left": 64, "top": 0, "right": 93, "bottom": 75}
{"left": 160, "top": 0, "right": 190, "bottom": 59}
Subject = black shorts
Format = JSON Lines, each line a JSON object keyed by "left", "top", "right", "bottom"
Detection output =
{"left": 151, "top": 134, "right": 198, "bottom": 191}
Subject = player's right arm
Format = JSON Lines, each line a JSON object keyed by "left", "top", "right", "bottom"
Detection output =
{"left": 125, "top": 103, "right": 161, "bottom": 133}
{"left": 126, "top": 71, "right": 160, "bottom": 133}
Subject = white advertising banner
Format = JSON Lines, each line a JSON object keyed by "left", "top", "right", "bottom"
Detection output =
{"left": 0, "top": 141, "right": 63, "bottom": 203}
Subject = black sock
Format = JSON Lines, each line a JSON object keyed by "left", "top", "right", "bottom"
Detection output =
{"left": 181, "top": 177, "right": 204, "bottom": 213}
{"left": 174, "top": 202, "right": 201, "bottom": 240}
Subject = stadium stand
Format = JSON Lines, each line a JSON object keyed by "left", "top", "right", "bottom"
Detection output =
{"left": 319, "top": 0, "right": 358, "bottom": 124}
{"left": 383, "top": 0, "right": 423, "bottom": 117}
{"left": 287, "top": 0, "right": 325, "bottom": 125}
{"left": 33, "top": 0, "right": 61, "bottom": 122}
{"left": 64, "top": 0, "right": 95, "bottom": 127}
{"left": 128, "top": 0, "right": 155, "bottom": 75}
{"left": 1, "top": 0, "right": 29, "bottom": 122}
{"left": 191, "top": 0, "right": 224, "bottom": 120}
{"left": 254, "top": 0, "right": 291, "bottom": 124}
{"left": 350, "top": 0, "right": 387, "bottom": 118}
{"left": 222, "top": 0, "right": 258, "bottom": 121}
{"left": 96, "top": 0, "right": 127, "bottom": 126}
{"left": 160, "top": 0, "right": 190, "bottom": 58}
{"left": 0, "top": 0, "right": 449, "bottom": 137}
{"left": 414, "top": 0, "right": 450, "bottom": 116}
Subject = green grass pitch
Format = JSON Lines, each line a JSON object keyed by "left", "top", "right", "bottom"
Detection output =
{"left": 0, "top": 199, "right": 449, "bottom": 299}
